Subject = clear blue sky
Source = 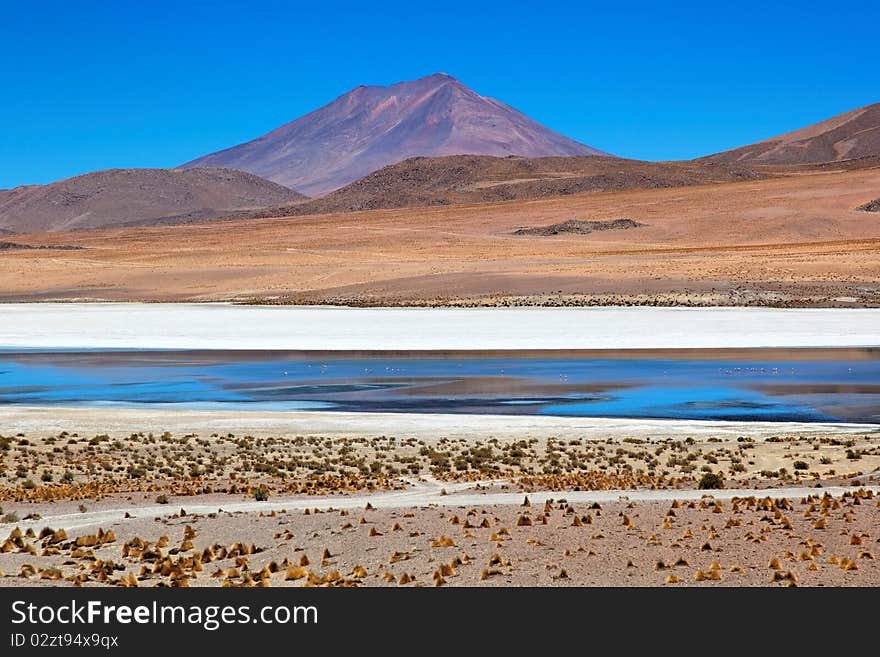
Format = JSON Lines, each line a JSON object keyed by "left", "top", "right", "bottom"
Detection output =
{"left": 1, "top": 0, "right": 877, "bottom": 188}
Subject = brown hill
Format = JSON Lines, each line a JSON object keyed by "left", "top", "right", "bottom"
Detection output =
{"left": 254, "top": 155, "right": 766, "bottom": 217}
{"left": 181, "top": 73, "right": 607, "bottom": 197}
{"left": 0, "top": 168, "right": 305, "bottom": 233}
{"left": 702, "top": 102, "right": 880, "bottom": 165}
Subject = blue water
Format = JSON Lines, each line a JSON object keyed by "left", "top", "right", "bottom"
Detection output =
{"left": 1, "top": 350, "right": 879, "bottom": 423}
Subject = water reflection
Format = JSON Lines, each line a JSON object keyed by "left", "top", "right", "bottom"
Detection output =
{"left": 1, "top": 350, "right": 878, "bottom": 423}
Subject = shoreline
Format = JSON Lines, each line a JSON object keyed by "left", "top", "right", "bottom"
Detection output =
{"left": 4, "top": 295, "right": 879, "bottom": 309}
{"left": 3, "top": 406, "right": 878, "bottom": 439}
{"left": 3, "top": 346, "right": 878, "bottom": 361}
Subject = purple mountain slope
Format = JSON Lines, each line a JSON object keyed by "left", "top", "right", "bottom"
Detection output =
{"left": 182, "top": 73, "right": 610, "bottom": 196}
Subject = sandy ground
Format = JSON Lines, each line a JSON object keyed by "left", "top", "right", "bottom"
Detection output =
{"left": 7, "top": 480, "right": 880, "bottom": 533}
{"left": 1, "top": 168, "right": 879, "bottom": 306}
{"left": 0, "top": 304, "right": 878, "bottom": 350}
{"left": 2, "top": 483, "right": 878, "bottom": 587}
{"left": 2, "top": 406, "right": 878, "bottom": 440}
{"left": 2, "top": 411, "right": 879, "bottom": 586}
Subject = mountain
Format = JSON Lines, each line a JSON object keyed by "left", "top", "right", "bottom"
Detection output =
{"left": 181, "top": 73, "right": 609, "bottom": 196}
{"left": 246, "top": 154, "right": 766, "bottom": 218}
{"left": 0, "top": 168, "right": 305, "bottom": 233}
{"left": 702, "top": 102, "right": 880, "bottom": 164}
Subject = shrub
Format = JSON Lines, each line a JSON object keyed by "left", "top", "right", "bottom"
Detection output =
{"left": 1, "top": 511, "right": 20, "bottom": 523}
{"left": 698, "top": 471, "right": 724, "bottom": 490}
{"left": 254, "top": 485, "right": 270, "bottom": 502}
{"left": 793, "top": 461, "right": 809, "bottom": 470}
{"left": 127, "top": 465, "right": 146, "bottom": 479}
{"left": 155, "top": 494, "right": 169, "bottom": 505}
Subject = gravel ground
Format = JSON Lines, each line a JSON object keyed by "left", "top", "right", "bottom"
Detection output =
{"left": 1, "top": 484, "right": 877, "bottom": 587}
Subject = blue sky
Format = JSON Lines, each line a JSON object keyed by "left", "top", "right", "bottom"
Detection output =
{"left": 1, "top": 0, "right": 877, "bottom": 188}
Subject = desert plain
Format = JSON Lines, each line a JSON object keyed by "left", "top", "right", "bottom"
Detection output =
{"left": 0, "top": 402, "right": 878, "bottom": 587}
{"left": 1, "top": 165, "right": 879, "bottom": 307}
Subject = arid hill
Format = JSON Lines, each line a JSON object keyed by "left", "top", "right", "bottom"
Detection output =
{"left": 0, "top": 168, "right": 305, "bottom": 233}
{"left": 254, "top": 155, "right": 766, "bottom": 217}
{"left": 182, "top": 73, "right": 607, "bottom": 196}
{"left": 702, "top": 102, "right": 880, "bottom": 165}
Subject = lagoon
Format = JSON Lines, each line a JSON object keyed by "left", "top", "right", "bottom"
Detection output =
{"left": 2, "top": 349, "right": 878, "bottom": 423}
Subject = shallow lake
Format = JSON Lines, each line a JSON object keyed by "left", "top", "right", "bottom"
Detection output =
{"left": 2, "top": 349, "right": 879, "bottom": 423}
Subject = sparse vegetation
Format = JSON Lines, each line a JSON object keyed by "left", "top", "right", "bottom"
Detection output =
{"left": 698, "top": 472, "right": 724, "bottom": 490}
{"left": 0, "top": 428, "right": 876, "bottom": 510}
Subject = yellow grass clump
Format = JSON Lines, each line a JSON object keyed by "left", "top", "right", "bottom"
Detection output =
{"left": 431, "top": 535, "right": 456, "bottom": 548}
